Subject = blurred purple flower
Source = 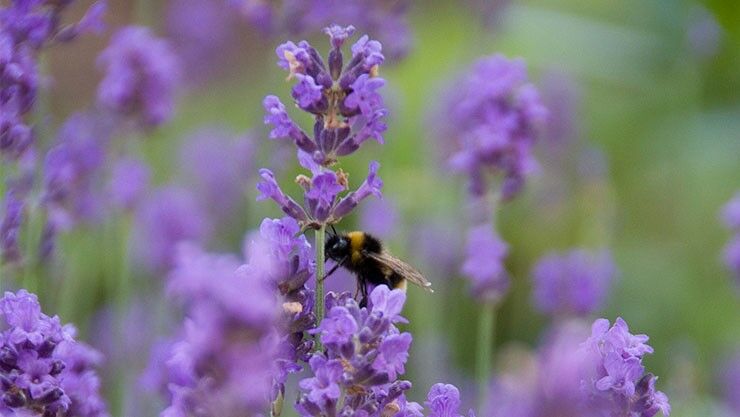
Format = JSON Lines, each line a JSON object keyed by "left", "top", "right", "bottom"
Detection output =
{"left": 686, "top": 6, "right": 723, "bottom": 60}
{"left": 721, "top": 193, "right": 740, "bottom": 231}
{"left": 485, "top": 319, "right": 669, "bottom": 417}
{"left": 160, "top": 240, "right": 280, "bottom": 417}
{"left": 132, "top": 187, "right": 211, "bottom": 272}
{"left": 42, "top": 113, "right": 110, "bottom": 231}
{"left": 97, "top": 26, "right": 180, "bottom": 128}
{"left": 229, "top": 0, "right": 412, "bottom": 60}
{"left": 532, "top": 249, "right": 617, "bottom": 317}
{"left": 723, "top": 236, "right": 740, "bottom": 286}
{"left": 360, "top": 197, "right": 398, "bottom": 240}
{"left": 438, "top": 54, "right": 546, "bottom": 200}
{"left": 178, "top": 127, "right": 255, "bottom": 219}
{"left": 461, "top": 223, "right": 509, "bottom": 303}
{"left": 719, "top": 350, "right": 740, "bottom": 414}
{"left": 1, "top": 190, "right": 23, "bottom": 263}
{"left": 0, "top": 290, "right": 108, "bottom": 417}
{"left": 165, "top": 0, "right": 241, "bottom": 85}
{"left": 425, "top": 383, "right": 466, "bottom": 417}
{"left": 108, "top": 157, "right": 150, "bottom": 211}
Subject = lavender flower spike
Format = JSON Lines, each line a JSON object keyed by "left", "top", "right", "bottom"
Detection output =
{"left": 97, "top": 26, "right": 180, "bottom": 128}
{"left": 532, "top": 249, "right": 617, "bottom": 317}
{"left": 0, "top": 290, "right": 109, "bottom": 417}
{"left": 265, "top": 26, "right": 388, "bottom": 165}
{"left": 461, "top": 223, "right": 509, "bottom": 303}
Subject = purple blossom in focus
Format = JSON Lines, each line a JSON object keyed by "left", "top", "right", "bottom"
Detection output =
{"left": 580, "top": 318, "right": 670, "bottom": 417}
{"left": 132, "top": 187, "right": 211, "bottom": 272}
{"left": 438, "top": 54, "right": 547, "bottom": 200}
{"left": 299, "top": 286, "right": 469, "bottom": 417}
{"left": 0, "top": 290, "right": 109, "bottom": 417}
{"left": 485, "top": 319, "right": 669, "bottom": 417}
{"left": 461, "top": 223, "right": 509, "bottom": 303}
{"left": 97, "top": 26, "right": 180, "bottom": 128}
{"left": 297, "top": 286, "right": 417, "bottom": 417}
{"left": 263, "top": 26, "right": 387, "bottom": 165}
{"left": 258, "top": 159, "right": 382, "bottom": 228}
{"left": 532, "top": 249, "right": 617, "bottom": 317}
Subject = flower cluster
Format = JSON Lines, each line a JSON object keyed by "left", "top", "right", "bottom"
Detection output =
{"left": 1, "top": 0, "right": 106, "bottom": 265}
{"left": 97, "top": 26, "right": 180, "bottom": 128}
{"left": 580, "top": 318, "right": 671, "bottom": 417}
{"left": 0, "top": 0, "right": 105, "bottom": 162}
{"left": 532, "top": 249, "right": 616, "bottom": 317}
{"left": 721, "top": 192, "right": 740, "bottom": 286}
{"left": 297, "top": 286, "right": 469, "bottom": 417}
{"left": 259, "top": 25, "right": 385, "bottom": 228}
{"left": 159, "top": 216, "right": 316, "bottom": 417}
{"left": 264, "top": 24, "right": 387, "bottom": 165}
{"left": 161, "top": 243, "right": 280, "bottom": 417}
{"left": 438, "top": 54, "right": 547, "bottom": 200}
{"left": 461, "top": 223, "right": 509, "bottom": 303}
{"left": 246, "top": 217, "right": 316, "bottom": 402}
{"left": 229, "top": 0, "right": 412, "bottom": 60}
{"left": 0, "top": 290, "right": 108, "bottom": 417}
{"left": 485, "top": 318, "right": 670, "bottom": 417}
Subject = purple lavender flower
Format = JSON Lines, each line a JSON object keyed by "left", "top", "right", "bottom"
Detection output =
{"left": 97, "top": 26, "right": 180, "bottom": 128}
{"left": 580, "top": 318, "right": 670, "bottom": 416}
{"left": 721, "top": 193, "right": 740, "bottom": 231}
{"left": 229, "top": 0, "right": 412, "bottom": 60}
{"left": 132, "top": 187, "right": 211, "bottom": 272}
{"left": 719, "top": 350, "right": 740, "bottom": 414}
{"left": 258, "top": 160, "right": 382, "bottom": 228}
{"left": 264, "top": 26, "right": 387, "bottom": 165}
{"left": 108, "top": 157, "right": 150, "bottom": 211}
{"left": 178, "top": 127, "right": 255, "bottom": 219}
{"left": 1, "top": 191, "right": 23, "bottom": 263}
{"left": 460, "top": 223, "right": 509, "bottom": 303}
{"left": 0, "top": 290, "right": 109, "bottom": 417}
{"left": 42, "top": 113, "right": 109, "bottom": 231}
{"left": 359, "top": 197, "right": 398, "bottom": 239}
{"left": 438, "top": 54, "right": 547, "bottom": 200}
{"left": 161, "top": 242, "right": 280, "bottom": 417}
{"left": 165, "top": 0, "right": 241, "bottom": 85}
{"left": 298, "top": 286, "right": 417, "bottom": 417}
{"left": 485, "top": 319, "right": 669, "bottom": 417}
{"left": 425, "top": 383, "right": 467, "bottom": 417}
{"left": 724, "top": 236, "right": 740, "bottom": 286}
{"left": 532, "top": 249, "right": 616, "bottom": 317}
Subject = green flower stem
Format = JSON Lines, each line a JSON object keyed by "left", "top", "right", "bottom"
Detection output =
{"left": 476, "top": 301, "right": 496, "bottom": 408}
{"left": 314, "top": 224, "right": 326, "bottom": 351}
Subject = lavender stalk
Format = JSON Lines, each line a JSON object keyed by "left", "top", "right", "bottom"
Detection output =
{"left": 314, "top": 224, "right": 326, "bottom": 349}
{"left": 476, "top": 301, "right": 495, "bottom": 407}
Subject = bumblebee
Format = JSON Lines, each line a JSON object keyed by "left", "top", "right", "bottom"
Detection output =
{"left": 324, "top": 230, "right": 433, "bottom": 306}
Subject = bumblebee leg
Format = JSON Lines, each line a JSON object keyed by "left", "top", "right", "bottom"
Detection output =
{"left": 319, "top": 256, "right": 347, "bottom": 283}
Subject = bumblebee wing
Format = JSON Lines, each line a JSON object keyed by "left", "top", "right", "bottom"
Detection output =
{"left": 366, "top": 251, "right": 434, "bottom": 292}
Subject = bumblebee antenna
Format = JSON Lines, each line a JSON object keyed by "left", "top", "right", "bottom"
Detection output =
{"left": 330, "top": 224, "right": 338, "bottom": 237}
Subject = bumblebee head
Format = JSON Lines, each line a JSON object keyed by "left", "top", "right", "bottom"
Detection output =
{"left": 325, "top": 233, "right": 350, "bottom": 261}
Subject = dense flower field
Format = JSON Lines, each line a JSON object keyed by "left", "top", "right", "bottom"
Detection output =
{"left": 1, "top": 1, "right": 738, "bottom": 417}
